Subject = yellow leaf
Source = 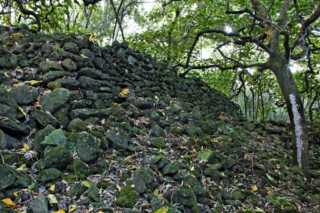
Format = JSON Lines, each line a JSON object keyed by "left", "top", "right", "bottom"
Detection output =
{"left": 81, "top": 181, "right": 90, "bottom": 187}
{"left": 13, "top": 192, "right": 18, "bottom": 197}
{"left": 131, "top": 164, "right": 137, "bottom": 169}
{"left": 87, "top": 206, "right": 94, "bottom": 213}
{"left": 154, "top": 207, "right": 169, "bottom": 213}
{"left": 44, "top": 90, "right": 51, "bottom": 93}
{"left": 190, "top": 166, "right": 195, "bottom": 171}
{"left": 30, "top": 80, "right": 42, "bottom": 85}
{"left": 13, "top": 83, "right": 24, "bottom": 87}
{"left": 11, "top": 33, "right": 22, "bottom": 36}
{"left": 54, "top": 210, "right": 66, "bottom": 213}
{"left": 153, "top": 189, "right": 158, "bottom": 195}
{"left": 112, "top": 102, "right": 117, "bottom": 105}
{"left": 122, "top": 88, "right": 129, "bottom": 94}
{"left": 23, "top": 143, "right": 29, "bottom": 150}
{"left": 50, "top": 185, "right": 55, "bottom": 191}
{"left": 189, "top": 149, "right": 196, "bottom": 153}
{"left": 69, "top": 205, "right": 76, "bottom": 212}
{"left": 252, "top": 185, "right": 258, "bottom": 191}
{"left": 18, "top": 107, "right": 26, "bottom": 116}
{"left": 2, "top": 198, "right": 19, "bottom": 208}
{"left": 159, "top": 172, "right": 162, "bottom": 177}
{"left": 245, "top": 154, "right": 248, "bottom": 159}
{"left": 209, "top": 193, "right": 214, "bottom": 199}
{"left": 116, "top": 184, "right": 121, "bottom": 191}
{"left": 276, "top": 164, "right": 280, "bottom": 169}
{"left": 79, "top": 54, "right": 87, "bottom": 58}
{"left": 97, "top": 211, "right": 104, "bottom": 213}
{"left": 48, "top": 194, "right": 58, "bottom": 204}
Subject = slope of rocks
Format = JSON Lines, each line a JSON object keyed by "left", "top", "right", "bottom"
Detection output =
{"left": 0, "top": 24, "right": 319, "bottom": 213}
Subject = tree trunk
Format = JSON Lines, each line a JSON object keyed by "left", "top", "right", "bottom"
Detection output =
{"left": 271, "top": 57, "right": 309, "bottom": 174}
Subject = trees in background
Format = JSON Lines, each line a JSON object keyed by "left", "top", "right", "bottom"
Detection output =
{"left": 128, "top": 0, "right": 320, "bottom": 175}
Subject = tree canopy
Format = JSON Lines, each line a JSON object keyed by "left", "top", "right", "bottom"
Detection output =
{"left": 1, "top": 0, "right": 320, "bottom": 174}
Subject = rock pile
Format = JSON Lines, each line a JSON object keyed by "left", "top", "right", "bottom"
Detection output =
{"left": 0, "top": 25, "right": 319, "bottom": 213}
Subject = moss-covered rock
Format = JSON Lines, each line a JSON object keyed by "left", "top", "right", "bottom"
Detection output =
{"left": 67, "top": 118, "right": 86, "bottom": 132}
{"left": 116, "top": 186, "right": 137, "bottom": 208}
{"left": 42, "top": 144, "right": 72, "bottom": 169}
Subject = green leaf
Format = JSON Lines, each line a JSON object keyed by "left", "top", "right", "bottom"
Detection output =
{"left": 28, "top": 182, "right": 36, "bottom": 190}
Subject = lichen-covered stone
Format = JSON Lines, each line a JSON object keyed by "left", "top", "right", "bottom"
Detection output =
{"left": 29, "top": 196, "right": 48, "bottom": 213}
{"left": 106, "top": 128, "right": 130, "bottom": 151}
{"left": 162, "top": 161, "right": 180, "bottom": 175}
{"left": 42, "top": 144, "right": 72, "bottom": 169}
{"left": 40, "top": 88, "right": 70, "bottom": 113}
{"left": 33, "top": 124, "right": 55, "bottom": 153}
{"left": 76, "top": 132, "right": 101, "bottom": 163}
{"left": 0, "top": 164, "right": 18, "bottom": 190}
{"left": 41, "top": 129, "right": 67, "bottom": 146}
{"left": 150, "top": 125, "right": 165, "bottom": 137}
{"left": 67, "top": 118, "right": 86, "bottom": 132}
{"left": 37, "top": 168, "right": 62, "bottom": 183}
{"left": 0, "top": 129, "right": 6, "bottom": 150}
{"left": 172, "top": 186, "right": 197, "bottom": 206}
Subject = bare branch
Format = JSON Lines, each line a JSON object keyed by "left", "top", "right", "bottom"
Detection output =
{"left": 291, "top": 2, "right": 320, "bottom": 50}
{"left": 267, "top": 0, "right": 275, "bottom": 12}
{"left": 110, "top": 0, "right": 125, "bottom": 41}
{"left": 179, "top": 62, "right": 268, "bottom": 77}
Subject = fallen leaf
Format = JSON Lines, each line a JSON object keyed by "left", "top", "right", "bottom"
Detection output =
{"left": 122, "top": 88, "right": 129, "bottom": 94}
{"left": 69, "top": 205, "right": 76, "bottom": 212}
{"left": 50, "top": 185, "right": 55, "bottom": 191}
{"left": 102, "top": 178, "right": 111, "bottom": 183}
{"left": 54, "top": 210, "right": 65, "bottom": 213}
{"left": 23, "top": 143, "right": 29, "bottom": 150}
{"left": 81, "top": 181, "right": 90, "bottom": 187}
{"left": 13, "top": 83, "right": 24, "bottom": 87}
{"left": 48, "top": 194, "right": 58, "bottom": 204}
{"left": 116, "top": 184, "right": 121, "bottom": 191}
{"left": 252, "top": 185, "right": 258, "bottom": 191}
{"left": 18, "top": 107, "right": 26, "bottom": 116}
{"left": 79, "top": 53, "right": 87, "bottom": 58}
{"left": 13, "top": 192, "right": 18, "bottom": 197}
{"left": 112, "top": 102, "right": 117, "bottom": 105}
{"left": 154, "top": 207, "right": 169, "bottom": 213}
{"left": 86, "top": 206, "right": 94, "bottom": 213}
{"left": 131, "top": 164, "right": 137, "bottom": 169}
{"left": 276, "top": 164, "right": 280, "bottom": 169}
{"left": 245, "top": 154, "right": 248, "bottom": 159}
{"left": 2, "top": 198, "right": 19, "bottom": 208}
{"left": 30, "top": 80, "right": 42, "bottom": 85}
{"left": 153, "top": 189, "right": 158, "bottom": 195}
{"left": 11, "top": 33, "right": 22, "bottom": 36}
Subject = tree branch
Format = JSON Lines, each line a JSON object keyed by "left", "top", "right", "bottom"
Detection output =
{"left": 112, "top": 0, "right": 124, "bottom": 40}
{"left": 267, "top": 0, "right": 275, "bottom": 12}
{"left": 162, "top": 0, "right": 181, "bottom": 7}
{"left": 110, "top": 0, "right": 125, "bottom": 41}
{"left": 291, "top": 2, "right": 320, "bottom": 51}
{"left": 179, "top": 62, "right": 268, "bottom": 77}
{"left": 14, "top": 0, "right": 41, "bottom": 31}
